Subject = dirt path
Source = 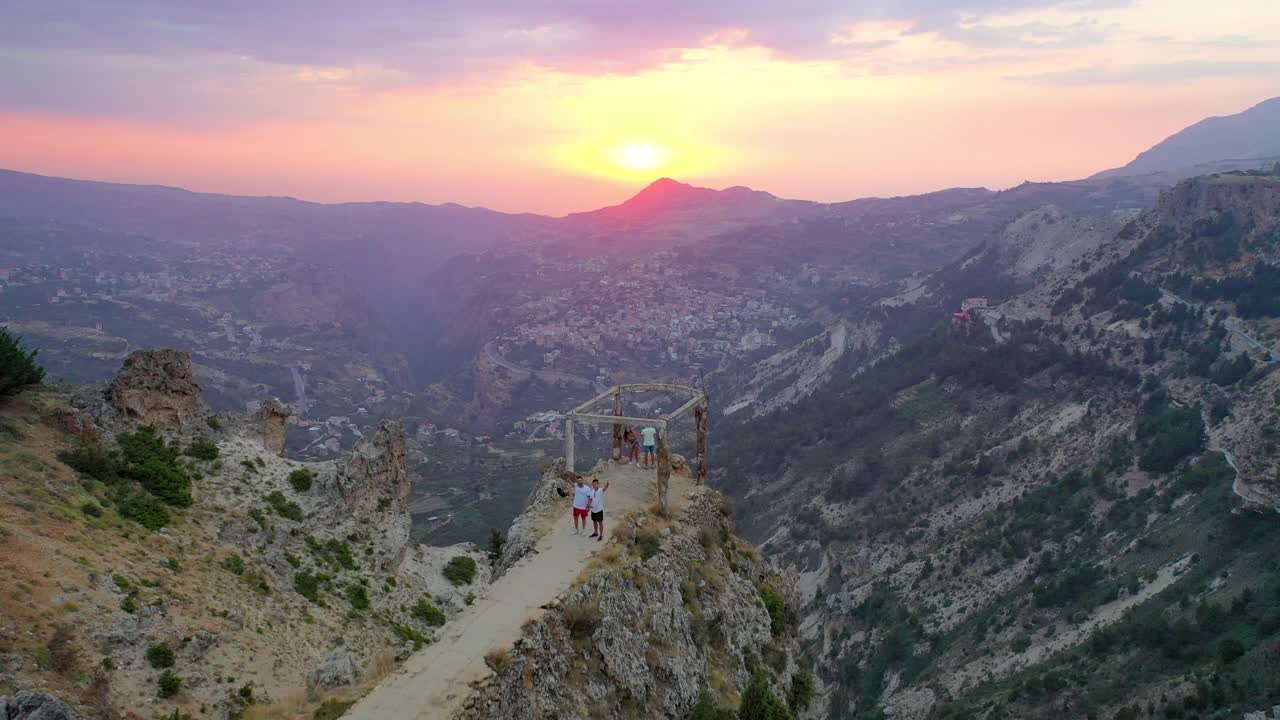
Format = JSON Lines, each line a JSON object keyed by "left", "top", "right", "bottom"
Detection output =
{"left": 346, "top": 463, "right": 690, "bottom": 720}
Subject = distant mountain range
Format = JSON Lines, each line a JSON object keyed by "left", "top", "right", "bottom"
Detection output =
{"left": 1095, "top": 96, "right": 1280, "bottom": 179}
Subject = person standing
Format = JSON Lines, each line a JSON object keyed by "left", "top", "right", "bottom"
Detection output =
{"left": 640, "top": 426, "right": 657, "bottom": 469}
{"left": 588, "top": 478, "right": 610, "bottom": 540}
{"left": 570, "top": 475, "right": 593, "bottom": 535}
{"left": 624, "top": 426, "right": 640, "bottom": 465}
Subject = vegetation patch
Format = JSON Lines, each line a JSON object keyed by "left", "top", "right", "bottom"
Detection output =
{"left": 265, "top": 491, "right": 304, "bottom": 521}
{"left": 288, "top": 468, "right": 314, "bottom": 492}
{"left": 443, "top": 556, "right": 477, "bottom": 586}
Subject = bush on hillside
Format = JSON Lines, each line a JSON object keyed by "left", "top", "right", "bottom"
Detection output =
{"left": 184, "top": 438, "right": 219, "bottom": 461}
{"left": 412, "top": 599, "right": 446, "bottom": 626}
{"left": 118, "top": 426, "right": 192, "bottom": 507}
{"left": 739, "top": 671, "right": 792, "bottom": 720}
{"left": 157, "top": 670, "right": 181, "bottom": 698}
{"left": 265, "top": 491, "right": 303, "bottom": 521}
{"left": 288, "top": 468, "right": 314, "bottom": 492}
{"left": 443, "top": 556, "right": 477, "bottom": 586}
{"left": 760, "top": 585, "right": 786, "bottom": 637}
{"left": 117, "top": 491, "right": 170, "bottom": 531}
{"left": 689, "top": 693, "right": 736, "bottom": 720}
{"left": 146, "top": 643, "right": 175, "bottom": 669}
{"left": 0, "top": 328, "right": 45, "bottom": 397}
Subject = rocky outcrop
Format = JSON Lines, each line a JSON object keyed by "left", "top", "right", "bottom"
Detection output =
{"left": 460, "top": 489, "right": 804, "bottom": 720}
{"left": 0, "top": 690, "right": 81, "bottom": 720}
{"left": 105, "top": 349, "right": 204, "bottom": 428}
{"left": 306, "top": 649, "right": 360, "bottom": 691}
{"left": 260, "top": 397, "right": 293, "bottom": 456}
{"left": 328, "top": 420, "right": 411, "bottom": 569}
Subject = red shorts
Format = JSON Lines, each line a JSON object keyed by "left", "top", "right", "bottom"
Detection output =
{"left": 573, "top": 507, "right": 589, "bottom": 519}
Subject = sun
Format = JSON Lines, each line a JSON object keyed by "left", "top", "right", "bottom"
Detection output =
{"left": 610, "top": 141, "right": 670, "bottom": 173}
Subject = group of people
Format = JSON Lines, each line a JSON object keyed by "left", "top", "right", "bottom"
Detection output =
{"left": 569, "top": 475, "right": 609, "bottom": 540}
{"left": 622, "top": 425, "right": 658, "bottom": 468}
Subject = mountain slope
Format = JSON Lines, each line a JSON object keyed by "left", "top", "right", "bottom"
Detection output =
{"left": 719, "top": 171, "right": 1280, "bottom": 719}
{"left": 1096, "top": 97, "right": 1280, "bottom": 178}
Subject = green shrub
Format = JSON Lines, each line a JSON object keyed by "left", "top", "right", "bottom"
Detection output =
{"left": 184, "top": 438, "right": 219, "bottom": 461}
{"left": 390, "top": 622, "right": 428, "bottom": 649}
{"left": 206, "top": 416, "right": 222, "bottom": 431}
{"left": 443, "top": 556, "right": 477, "bottom": 586}
{"left": 118, "top": 491, "right": 170, "bottom": 530}
{"left": 265, "top": 491, "right": 303, "bottom": 521}
{"left": 288, "top": 468, "right": 314, "bottom": 492}
{"left": 166, "top": 557, "right": 183, "bottom": 573}
{"left": 787, "top": 672, "right": 814, "bottom": 712}
{"left": 690, "top": 693, "right": 736, "bottom": 720}
{"left": 118, "top": 427, "right": 192, "bottom": 507}
{"left": 294, "top": 572, "right": 325, "bottom": 603}
{"left": 313, "top": 700, "right": 355, "bottom": 720}
{"left": 487, "top": 529, "right": 506, "bottom": 567}
{"left": 0, "top": 328, "right": 45, "bottom": 396}
{"left": 222, "top": 555, "right": 245, "bottom": 576}
{"left": 1218, "top": 637, "right": 1244, "bottom": 664}
{"left": 347, "top": 585, "right": 370, "bottom": 611}
{"left": 59, "top": 446, "right": 122, "bottom": 486}
{"left": 760, "top": 585, "right": 785, "bottom": 637}
{"left": 412, "top": 599, "right": 446, "bottom": 627}
{"left": 739, "top": 670, "right": 792, "bottom": 720}
{"left": 146, "top": 642, "right": 175, "bottom": 669}
{"left": 633, "top": 529, "right": 661, "bottom": 560}
{"left": 157, "top": 669, "right": 181, "bottom": 698}
{"left": 80, "top": 502, "right": 102, "bottom": 518}
{"left": 120, "top": 593, "right": 139, "bottom": 614}
{"left": 240, "top": 459, "right": 258, "bottom": 474}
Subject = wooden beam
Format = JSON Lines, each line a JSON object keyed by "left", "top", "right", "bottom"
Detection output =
{"left": 694, "top": 403, "right": 707, "bottom": 486}
{"left": 614, "top": 383, "right": 701, "bottom": 395}
{"left": 568, "top": 412, "right": 666, "bottom": 427}
{"left": 612, "top": 391, "right": 623, "bottom": 462}
{"left": 564, "top": 418, "right": 575, "bottom": 474}
{"left": 665, "top": 393, "right": 705, "bottom": 423}
{"left": 568, "top": 386, "right": 623, "bottom": 415}
{"left": 656, "top": 427, "right": 672, "bottom": 515}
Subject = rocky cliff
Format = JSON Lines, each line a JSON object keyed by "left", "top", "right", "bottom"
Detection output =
{"left": 0, "top": 350, "right": 486, "bottom": 719}
{"left": 461, "top": 483, "right": 814, "bottom": 720}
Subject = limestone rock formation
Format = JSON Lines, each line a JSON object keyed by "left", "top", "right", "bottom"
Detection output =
{"left": 106, "top": 349, "right": 205, "bottom": 428}
{"left": 260, "top": 397, "right": 293, "bottom": 456}
{"left": 460, "top": 489, "right": 804, "bottom": 720}
{"left": 328, "top": 420, "right": 411, "bottom": 569}
{"left": 0, "top": 690, "right": 82, "bottom": 720}
{"left": 306, "top": 649, "right": 361, "bottom": 691}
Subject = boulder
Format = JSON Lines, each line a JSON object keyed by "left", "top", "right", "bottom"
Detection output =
{"left": 306, "top": 649, "right": 360, "bottom": 691}
{"left": 669, "top": 453, "right": 690, "bottom": 477}
{"left": 260, "top": 397, "right": 293, "bottom": 456}
{"left": 106, "top": 349, "right": 204, "bottom": 429}
{"left": 3, "top": 690, "right": 81, "bottom": 720}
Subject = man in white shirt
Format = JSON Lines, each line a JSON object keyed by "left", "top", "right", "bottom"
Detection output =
{"left": 588, "top": 478, "right": 610, "bottom": 541}
{"left": 570, "top": 475, "right": 593, "bottom": 535}
{"left": 640, "top": 426, "right": 658, "bottom": 469}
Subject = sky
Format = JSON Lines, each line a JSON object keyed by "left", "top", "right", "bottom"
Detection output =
{"left": 0, "top": 0, "right": 1277, "bottom": 215}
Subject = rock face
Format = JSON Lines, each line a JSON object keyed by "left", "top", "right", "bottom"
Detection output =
{"left": 260, "top": 397, "right": 293, "bottom": 456}
{"left": 328, "top": 420, "right": 411, "bottom": 570}
{"left": 0, "top": 690, "right": 82, "bottom": 720}
{"left": 459, "top": 489, "right": 805, "bottom": 720}
{"left": 106, "top": 349, "right": 204, "bottom": 428}
{"left": 306, "top": 649, "right": 360, "bottom": 691}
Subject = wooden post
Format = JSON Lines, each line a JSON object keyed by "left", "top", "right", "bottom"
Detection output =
{"left": 656, "top": 428, "right": 672, "bottom": 515}
{"left": 694, "top": 402, "right": 707, "bottom": 486}
{"left": 564, "top": 418, "right": 575, "bottom": 474}
{"left": 612, "top": 390, "right": 623, "bottom": 463}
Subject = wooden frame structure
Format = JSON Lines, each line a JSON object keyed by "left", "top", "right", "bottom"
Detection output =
{"left": 565, "top": 383, "right": 708, "bottom": 513}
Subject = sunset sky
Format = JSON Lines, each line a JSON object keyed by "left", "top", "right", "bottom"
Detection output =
{"left": 1, "top": 0, "right": 1278, "bottom": 215}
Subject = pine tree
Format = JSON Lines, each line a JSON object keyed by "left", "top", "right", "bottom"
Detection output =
{"left": 0, "top": 327, "right": 45, "bottom": 396}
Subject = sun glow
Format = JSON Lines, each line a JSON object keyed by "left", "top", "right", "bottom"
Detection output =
{"left": 611, "top": 141, "right": 669, "bottom": 172}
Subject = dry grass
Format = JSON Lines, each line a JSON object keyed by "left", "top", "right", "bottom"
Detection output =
{"left": 484, "top": 648, "right": 511, "bottom": 674}
{"left": 244, "top": 650, "right": 397, "bottom": 720}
